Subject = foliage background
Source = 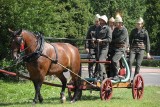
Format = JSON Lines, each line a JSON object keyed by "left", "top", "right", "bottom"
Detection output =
{"left": 0, "top": 0, "right": 160, "bottom": 66}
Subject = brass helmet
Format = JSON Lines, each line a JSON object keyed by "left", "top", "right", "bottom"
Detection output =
{"left": 115, "top": 14, "right": 123, "bottom": 22}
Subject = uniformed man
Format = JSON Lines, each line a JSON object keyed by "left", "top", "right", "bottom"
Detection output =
{"left": 95, "top": 15, "right": 112, "bottom": 80}
{"left": 110, "top": 14, "right": 128, "bottom": 80}
{"left": 128, "top": 17, "right": 151, "bottom": 78}
{"left": 108, "top": 17, "right": 115, "bottom": 33}
{"left": 85, "top": 14, "right": 101, "bottom": 78}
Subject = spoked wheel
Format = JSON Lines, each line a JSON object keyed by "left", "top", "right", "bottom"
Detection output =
{"left": 100, "top": 78, "right": 113, "bottom": 101}
{"left": 67, "top": 80, "right": 82, "bottom": 101}
{"left": 132, "top": 74, "right": 144, "bottom": 100}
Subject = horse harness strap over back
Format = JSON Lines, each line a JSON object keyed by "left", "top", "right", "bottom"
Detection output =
{"left": 23, "top": 33, "right": 45, "bottom": 62}
{"left": 50, "top": 44, "right": 58, "bottom": 63}
{"left": 39, "top": 43, "right": 58, "bottom": 64}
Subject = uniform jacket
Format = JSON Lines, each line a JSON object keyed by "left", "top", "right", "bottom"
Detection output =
{"left": 129, "top": 28, "right": 150, "bottom": 53}
{"left": 85, "top": 25, "right": 101, "bottom": 49}
{"left": 85, "top": 25, "right": 112, "bottom": 48}
{"left": 96, "top": 25, "right": 112, "bottom": 47}
{"left": 111, "top": 26, "right": 128, "bottom": 48}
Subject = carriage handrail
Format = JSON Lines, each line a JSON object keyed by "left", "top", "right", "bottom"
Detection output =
{"left": 45, "top": 37, "right": 93, "bottom": 41}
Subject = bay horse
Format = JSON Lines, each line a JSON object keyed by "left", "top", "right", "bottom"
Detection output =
{"left": 9, "top": 29, "right": 81, "bottom": 103}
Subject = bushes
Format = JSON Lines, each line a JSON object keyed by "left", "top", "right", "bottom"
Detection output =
{"left": 0, "top": 0, "right": 160, "bottom": 72}
{"left": 0, "top": 58, "right": 26, "bottom": 79}
{"left": 141, "top": 60, "right": 160, "bottom": 67}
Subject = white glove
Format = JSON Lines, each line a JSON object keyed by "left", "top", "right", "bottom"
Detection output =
{"left": 147, "top": 53, "right": 151, "bottom": 59}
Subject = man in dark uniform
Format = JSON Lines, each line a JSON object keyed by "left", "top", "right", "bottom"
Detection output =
{"left": 85, "top": 14, "right": 101, "bottom": 78}
{"left": 96, "top": 15, "right": 112, "bottom": 80}
{"left": 128, "top": 17, "right": 151, "bottom": 78}
{"left": 110, "top": 14, "right": 128, "bottom": 80}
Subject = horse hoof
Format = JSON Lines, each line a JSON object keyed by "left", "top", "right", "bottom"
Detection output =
{"left": 32, "top": 99, "right": 38, "bottom": 104}
{"left": 39, "top": 100, "right": 43, "bottom": 104}
{"left": 61, "top": 96, "right": 66, "bottom": 103}
{"left": 70, "top": 99, "right": 76, "bottom": 103}
{"left": 39, "top": 98, "right": 43, "bottom": 103}
{"left": 32, "top": 101, "right": 36, "bottom": 105}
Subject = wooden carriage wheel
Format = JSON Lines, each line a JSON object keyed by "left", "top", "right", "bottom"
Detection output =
{"left": 100, "top": 78, "right": 113, "bottom": 101}
{"left": 132, "top": 74, "right": 144, "bottom": 99}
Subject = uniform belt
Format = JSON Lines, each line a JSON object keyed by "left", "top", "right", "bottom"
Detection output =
{"left": 132, "top": 44, "right": 144, "bottom": 48}
{"left": 93, "top": 42, "right": 108, "bottom": 46}
{"left": 114, "top": 44, "right": 125, "bottom": 48}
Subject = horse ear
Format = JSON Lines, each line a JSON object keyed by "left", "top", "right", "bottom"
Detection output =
{"left": 8, "top": 28, "right": 15, "bottom": 37}
{"left": 8, "top": 28, "right": 14, "bottom": 33}
{"left": 16, "top": 29, "right": 22, "bottom": 35}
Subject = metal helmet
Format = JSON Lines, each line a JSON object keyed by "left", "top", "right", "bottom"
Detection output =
{"left": 115, "top": 14, "right": 123, "bottom": 23}
{"left": 137, "top": 17, "right": 144, "bottom": 24}
{"left": 95, "top": 14, "right": 100, "bottom": 21}
{"left": 109, "top": 17, "right": 115, "bottom": 22}
{"left": 99, "top": 15, "right": 108, "bottom": 24}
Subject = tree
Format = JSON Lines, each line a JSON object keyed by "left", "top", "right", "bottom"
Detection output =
{"left": 0, "top": 0, "right": 92, "bottom": 60}
{"left": 90, "top": 0, "right": 146, "bottom": 32}
{"left": 144, "top": 0, "right": 160, "bottom": 55}
{"left": 0, "top": 0, "right": 159, "bottom": 62}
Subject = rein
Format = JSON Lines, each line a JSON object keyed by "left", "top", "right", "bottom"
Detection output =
{"left": 40, "top": 53, "right": 97, "bottom": 87}
{"left": 57, "top": 62, "right": 97, "bottom": 87}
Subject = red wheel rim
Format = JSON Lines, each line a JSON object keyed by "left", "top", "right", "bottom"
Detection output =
{"left": 100, "top": 78, "right": 113, "bottom": 101}
{"left": 132, "top": 74, "right": 144, "bottom": 99}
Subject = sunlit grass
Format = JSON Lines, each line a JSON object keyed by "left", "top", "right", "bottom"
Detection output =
{"left": 0, "top": 80, "right": 160, "bottom": 107}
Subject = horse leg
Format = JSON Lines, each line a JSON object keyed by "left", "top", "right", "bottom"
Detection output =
{"left": 32, "top": 80, "right": 43, "bottom": 104}
{"left": 57, "top": 73, "right": 67, "bottom": 103}
{"left": 71, "top": 69, "right": 81, "bottom": 103}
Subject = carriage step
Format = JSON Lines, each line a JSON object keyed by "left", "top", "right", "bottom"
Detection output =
{"left": 84, "top": 78, "right": 97, "bottom": 82}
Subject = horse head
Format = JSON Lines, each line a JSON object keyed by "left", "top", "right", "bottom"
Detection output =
{"left": 9, "top": 28, "right": 24, "bottom": 60}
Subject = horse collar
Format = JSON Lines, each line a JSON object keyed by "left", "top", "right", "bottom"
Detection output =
{"left": 23, "top": 33, "right": 44, "bottom": 62}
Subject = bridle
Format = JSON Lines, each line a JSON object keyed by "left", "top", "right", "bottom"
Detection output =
{"left": 12, "top": 33, "right": 38, "bottom": 54}
{"left": 12, "top": 34, "right": 25, "bottom": 52}
{"left": 11, "top": 31, "right": 44, "bottom": 63}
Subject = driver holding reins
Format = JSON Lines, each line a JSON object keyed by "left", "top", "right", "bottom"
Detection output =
{"left": 93, "top": 15, "right": 112, "bottom": 81}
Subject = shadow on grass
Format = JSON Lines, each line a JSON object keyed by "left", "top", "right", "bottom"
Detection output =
{"left": 0, "top": 93, "right": 128, "bottom": 106}
{"left": 80, "top": 95, "right": 127, "bottom": 101}
{"left": 0, "top": 97, "right": 63, "bottom": 106}
{"left": 80, "top": 95, "right": 100, "bottom": 101}
{"left": 0, "top": 95, "right": 101, "bottom": 106}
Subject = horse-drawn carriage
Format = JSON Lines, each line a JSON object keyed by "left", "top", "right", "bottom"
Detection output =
{"left": 68, "top": 53, "right": 144, "bottom": 101}
{"left": 0, "top": 29, "right": 144, "bottom": 103}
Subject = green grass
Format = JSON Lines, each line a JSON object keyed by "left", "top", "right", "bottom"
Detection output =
{"left": 0, "top": 80, "right": 160, "bottom": 107}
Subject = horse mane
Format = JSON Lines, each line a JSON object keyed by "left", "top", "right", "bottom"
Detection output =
{"left": 10, "top": 29, "right": 43, "bottom": 38}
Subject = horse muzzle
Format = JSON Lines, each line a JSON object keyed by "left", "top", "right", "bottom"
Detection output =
{"left": 12, "top": 50, "right": 20, "bottom": 61}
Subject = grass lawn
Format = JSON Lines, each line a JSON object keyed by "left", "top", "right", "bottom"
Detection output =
{"left": 0, "top": 79, "right": 160, "bottom": 107}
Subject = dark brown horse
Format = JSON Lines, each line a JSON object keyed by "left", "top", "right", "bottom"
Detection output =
{"left": 9, "top": 29, "right": 81, "bottom": 103}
